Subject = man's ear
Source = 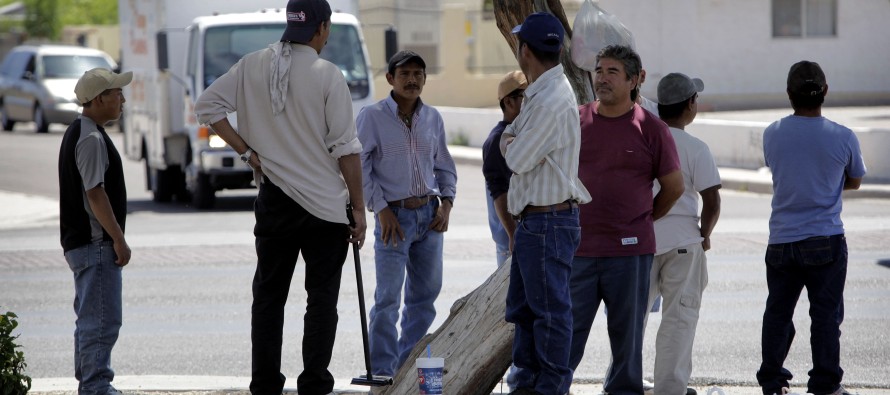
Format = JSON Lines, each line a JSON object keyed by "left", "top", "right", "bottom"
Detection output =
{"left": 386, "top": 73, "right": 395, "bottom": 86}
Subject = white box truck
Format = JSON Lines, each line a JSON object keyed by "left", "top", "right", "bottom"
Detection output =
{"left": 118, "top": 0, "right": 373, "bottom": 208}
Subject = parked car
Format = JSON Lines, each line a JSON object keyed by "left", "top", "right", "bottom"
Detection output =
{"left": 0, "top": 45, "right": 116, "bottom": 133}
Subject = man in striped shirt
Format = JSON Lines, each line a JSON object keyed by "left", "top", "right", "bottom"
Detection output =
{"left": 357, "top": 50, "right": 458, "bottom": 377}
{"left": 501, "top": 12, "right": 592, "bottom": 395}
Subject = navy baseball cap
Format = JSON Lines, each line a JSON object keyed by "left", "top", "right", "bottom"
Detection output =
{"left": 387, "top": 50, "right": 426, "bottom": 75}
{"left": 280, "top": 0, "right": 332, "bottom": 43}
{"left": 512, "top": 12, "right": 564, "bottom": 53}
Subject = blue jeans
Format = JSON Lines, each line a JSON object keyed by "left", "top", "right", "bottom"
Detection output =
{"left": 369, "top": 200, "right": 444, "bottom": 375}
{"left": 569, "top": 255, "right": 652, "bottom": 395}
{"left": 65, "top": 240, "right": 122, "bottom": 395}
{"left": 486, "top": 192, "right": 511, "bottom": 267}
{"left": 757, "top": 234, "right": 847, "bottom": 395}
{"left": 505, "top": 208, "right": 580, "bottom": 395}
{"left": 250, "top": 180, "right": 348, "bottom": 395}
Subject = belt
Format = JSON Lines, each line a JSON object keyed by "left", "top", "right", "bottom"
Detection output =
{"left": 388, "top": 196, "right": 431, "bottom": 210}
{"left": 518, "top": 200, "right": 578, "bottom": 218}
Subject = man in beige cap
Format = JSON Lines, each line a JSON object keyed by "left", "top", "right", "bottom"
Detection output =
{"left": 58, "top": 67, "right": 133, "bottom": 395}
{"left": 482, "top": 70, "right": 526, "bottom": 268}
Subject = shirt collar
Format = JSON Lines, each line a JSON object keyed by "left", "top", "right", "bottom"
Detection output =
{"left": 384, "top": 92, "right": 425, "bottom": 118}
{"left": 524, "top": 64, "right": 565, "bottom": 99}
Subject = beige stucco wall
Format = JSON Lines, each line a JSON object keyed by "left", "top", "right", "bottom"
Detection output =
{"left": 60, "top": 25, "right": 121, "bottom": 63}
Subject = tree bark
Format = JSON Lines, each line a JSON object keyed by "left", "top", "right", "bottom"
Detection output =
{"left": 493, "top": 0, "right": 594, "bottom": 105}
{"left": 375, "top": 261, "right": 513, "bottom": 395}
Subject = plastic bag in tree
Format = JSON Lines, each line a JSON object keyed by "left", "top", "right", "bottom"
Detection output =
{"left": 570, "top": 0, "right": 636, "bottom": 71}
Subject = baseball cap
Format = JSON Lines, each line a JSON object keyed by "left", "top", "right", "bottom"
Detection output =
{"left": 787, "top": 60, "right": 826, "bottom": 96}
{"left": 74, "top": 68, "right": 133, "bottom": 105}
{"left": 280, "top": 0, "right": 332, "bottom": 43}
{"left": 497, "top": 70, "right": 528, "bottom": 101}
{"left": 387, "top": 50, "right": 426, "bottom": 75}
{"left": 512, "top": 12, "right": 564, "bottom": 53}
{"left": 657, "top": 72, "right": 704, "bottom": 105}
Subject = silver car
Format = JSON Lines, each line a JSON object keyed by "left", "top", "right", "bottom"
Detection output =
{"left": 0, "top": 45, "right": 116, "bottom": 133}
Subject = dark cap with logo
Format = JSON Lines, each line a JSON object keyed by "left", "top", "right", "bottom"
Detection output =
{"left": 387, "top": 50, "right": 426, "bottom": 75}
{"left": 787, "top": 60, "right": 826, "bottom": 97}
{"left": 280, "top": 0, "right": 332, "bottom": 44}
{"left": 512, "top": 12, "right": 564, "bottom": 53}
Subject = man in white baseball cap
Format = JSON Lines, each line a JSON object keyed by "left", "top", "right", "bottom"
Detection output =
{"left": 59, "top": 67, "right": 133, "bottom": 395}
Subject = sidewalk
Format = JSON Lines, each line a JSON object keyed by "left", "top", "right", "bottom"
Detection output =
{"left": 27, "top": 375, "right": 890, "bottom": 395}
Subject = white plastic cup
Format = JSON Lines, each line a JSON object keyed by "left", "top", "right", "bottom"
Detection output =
{"left": 416, "top": 357, "right": 444, "bottom": 394}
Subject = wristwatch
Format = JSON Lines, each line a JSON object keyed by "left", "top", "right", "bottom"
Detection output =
{"left": 240, "top": 147, "right": 253, "bottom": 164}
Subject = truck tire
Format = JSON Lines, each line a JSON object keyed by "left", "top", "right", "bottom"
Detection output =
{"left": 147, "top": 163, "right": 184, "bottom": 203}
{"left": 191, "top": 173, "right": 216, "bottom": 209}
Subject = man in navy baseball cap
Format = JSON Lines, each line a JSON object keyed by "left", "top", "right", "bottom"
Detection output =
{"left": 511, "top": 12, "right": 565, "bottom": 53}
{"left": 280, "top": 0, "right": 332, "bottom": 43}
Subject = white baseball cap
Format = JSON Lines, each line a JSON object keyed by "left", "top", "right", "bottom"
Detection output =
{"left": 74, "top": 68, "right": 133, "bottom": 105}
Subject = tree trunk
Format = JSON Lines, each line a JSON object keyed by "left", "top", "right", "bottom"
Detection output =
{"left": 376, "top": 261, "right": 513, "bottom": 395}
{"left": 493, "top": 0, "right": 594, "bottom": 105}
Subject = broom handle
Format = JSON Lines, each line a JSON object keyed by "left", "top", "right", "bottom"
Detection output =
{"left": 347, "top": 203, "right": 375, "bottom": 379}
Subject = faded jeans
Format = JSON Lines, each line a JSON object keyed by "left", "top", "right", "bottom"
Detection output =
{"left": 486, "top": 192, "right": 511, "bottom": 268}
{"left": 757, "top": 234, "right": 847, "bottom": 395}
{"left": 65, "top": 240, "right": 122, "bottom": 395}
{"left": 369, "top": 200, "right": 444, "bottom": 375}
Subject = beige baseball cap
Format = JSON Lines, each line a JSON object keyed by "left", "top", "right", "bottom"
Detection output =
{"left": 75, "top": 68, "right": 133, "bottom": 105}
{"left": 497, "top": 70, "right": 528, "bottom": 101}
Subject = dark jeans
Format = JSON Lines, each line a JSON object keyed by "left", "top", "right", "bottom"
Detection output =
{"left": 757, "top": 234, "right": 847, "bottom": 395}
{"left": 568, "top": 255, "right": 652, "bottom": 395}
{"left": 505, "top": 207, "right": 580, "bottom": 395}
{"left": 249, "top": 180, "right": 349, "bottom": 395}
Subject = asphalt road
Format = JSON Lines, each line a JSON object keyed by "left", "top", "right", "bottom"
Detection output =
{"left": 1, "top": 124, "right": 889, "bottom": 389}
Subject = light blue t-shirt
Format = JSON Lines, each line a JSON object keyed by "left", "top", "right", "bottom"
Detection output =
{"left": 764, "top": 115, "right": 867, "bottom": 244}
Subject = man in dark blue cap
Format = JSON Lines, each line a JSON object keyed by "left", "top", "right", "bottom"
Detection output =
{"left": 196, "top": 0, "right": 367, "bottom": 394}
{"left": 500, "top": 11, "right": 591, "bottom": 395}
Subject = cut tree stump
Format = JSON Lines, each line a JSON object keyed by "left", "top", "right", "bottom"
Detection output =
{"left": 376, "top": 260, "right": 513, "bottom": 395}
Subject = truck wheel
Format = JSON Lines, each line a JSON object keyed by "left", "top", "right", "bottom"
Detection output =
{"left": 1, "top": 103, "right": 15, "bottom": 131}
{"left": 34, "top": 105, "right": 49, "bottom": 133}
{"left": 147, "top": 164, "right": 182, "bottom": 202}
{"left": 191, "top": 173, "right": 216, "bottom": 209}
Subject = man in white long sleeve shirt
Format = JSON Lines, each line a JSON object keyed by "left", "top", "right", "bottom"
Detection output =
{"left": 194, "top": 1, "right": 366, "bottom": 394}
{"left": 500, "top": 12, "right": 591, "bottom": 395}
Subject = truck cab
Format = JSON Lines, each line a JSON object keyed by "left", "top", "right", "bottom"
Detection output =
{"left": 119, "top": 0, "right": 372, "bottom": 208}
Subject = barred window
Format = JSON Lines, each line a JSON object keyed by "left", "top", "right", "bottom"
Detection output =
{"left": 773, "top": 0, "right": 837, "bottom": 38}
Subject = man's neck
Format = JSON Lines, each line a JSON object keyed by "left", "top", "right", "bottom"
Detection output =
{"left": 596, "top": 99, "right": 635, "bottom": 118}
{"left": 664, "top": 118, "right": 685, "bottom": 130}
{"left": 392, "top": 95, "right": 419, "bottom": 115}
{"left": 793, "top": 107, "right": 822, "bottom": 117}
{"left": 81, "top": 110, "right": 108, "bottom": 126}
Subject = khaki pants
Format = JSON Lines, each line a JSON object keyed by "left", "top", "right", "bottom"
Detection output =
{"left": 646, "top": 243, "right": 708, "bottom": 395}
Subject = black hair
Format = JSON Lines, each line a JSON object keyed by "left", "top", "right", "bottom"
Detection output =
{"left": 657, "top": 96, "right": 694, "bottom": 120}
{"left": 518, "top": 39, "right": 560, "bottom": 65}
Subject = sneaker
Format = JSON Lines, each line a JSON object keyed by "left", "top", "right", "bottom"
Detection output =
{"left": 643, "top": 379, "right": 654, "bottom": 395}
{"left": 106, "top": 386, "right": 123, "bottom": 395}
{"left": 823, "top": 386, "right": 856, "bottom": 395}
{"left": 687, "top": 388, "right": 698, "bottom": 395}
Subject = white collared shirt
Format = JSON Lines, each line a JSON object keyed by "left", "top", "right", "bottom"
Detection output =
{"left": 502, "top": 64, "right": 591, "bottom": 215}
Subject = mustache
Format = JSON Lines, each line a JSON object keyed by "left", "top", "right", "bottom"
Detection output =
{"left": 404, "top": 84, "right": 420, "bottom": 90}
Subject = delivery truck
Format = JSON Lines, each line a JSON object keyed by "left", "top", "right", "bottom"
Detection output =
{"left": 118, "top": 0, "right": 373, "bottom": 208}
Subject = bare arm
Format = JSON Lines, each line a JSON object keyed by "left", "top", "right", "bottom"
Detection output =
{"left": 85, "top": 186, "right": 131, "bottom": 266}
{"left": 653, "top": 170, "right": 684, "bottom": 220}
{"left": 844, "top": 176, "right": 862, "bottom": 191}
{"left": 698, "top": 185, "right": 722, "bottom": 251}
{"left": 339, "top": 153, "right": 367, "bottom": 248}
{"left": 493, "top": 193, "right": 517, "bottom": 252}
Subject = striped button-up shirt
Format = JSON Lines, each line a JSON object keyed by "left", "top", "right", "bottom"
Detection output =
{"left": 503, "top": 64, "right": 591, "bottom": 215}
{"left": 357, "top": 94, "right": 457, "bottom": 213}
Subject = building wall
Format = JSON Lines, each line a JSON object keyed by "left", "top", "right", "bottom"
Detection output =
{"left": 596, "top": 0, "right": 890, "bottom": 109}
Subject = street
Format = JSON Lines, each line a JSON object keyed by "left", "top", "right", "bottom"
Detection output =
{"left": 1, "top": 124, "right": 889, "bottom": 389}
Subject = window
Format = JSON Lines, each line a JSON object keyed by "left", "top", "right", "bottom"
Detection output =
{"left": 773, "top": 0, "right": 837, "bottom": 38}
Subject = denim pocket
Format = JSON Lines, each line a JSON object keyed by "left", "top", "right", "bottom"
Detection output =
{"left": 797, "top": 236, "right": 833, "bottom": 266}
{"left": 765, "top": 244, "right": 785, "bottom": 268}
{"left": 64, "top": 245, "right": 93, "bottom": 274}
{"left": 552, "top": 225, "right": 581, "bottom": 265}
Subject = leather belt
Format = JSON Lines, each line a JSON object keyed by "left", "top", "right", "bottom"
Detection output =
{"left": 519, "top": 200, "right": 578, "bottom": 218}
{"left": 388, "top": 196, "right": 431, "bottom": 210}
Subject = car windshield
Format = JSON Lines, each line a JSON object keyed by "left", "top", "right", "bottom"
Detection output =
{"left": 203, "top": 23, "right": 369, "bottom": 91}
{"left": 42, "top": 55, "right": 113, "bottom": 79}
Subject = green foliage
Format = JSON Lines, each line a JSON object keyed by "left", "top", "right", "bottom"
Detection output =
{"left": 0, "top": 309, "right": 31, "bottom": 395}
{"left": 4, "top": 0, "right": 117, "bottom": 40}
{"left": 23, "top": 0, "right": 59, "bottom": 39}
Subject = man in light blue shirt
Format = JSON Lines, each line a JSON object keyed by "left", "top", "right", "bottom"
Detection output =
{"left": 357, "top": 50, "right": 457, "bottom": 376}
{"left": 757, "top": 61, "right": 866, "bottom": 395}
